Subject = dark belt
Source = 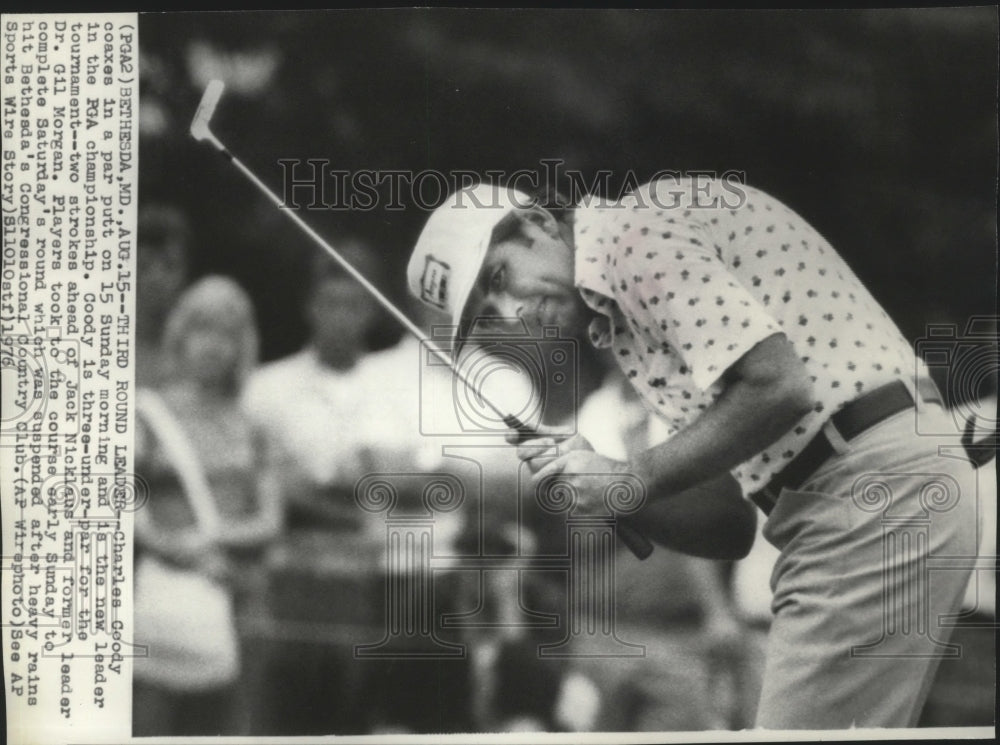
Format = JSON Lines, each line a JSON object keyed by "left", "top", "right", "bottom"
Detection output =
{"left": 750, "top": 379, "right": 942, "bottom": 516}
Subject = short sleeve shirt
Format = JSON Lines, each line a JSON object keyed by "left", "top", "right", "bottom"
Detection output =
{"left": 242, "top": 348, "right": 378, "bottom": 485}
{"left": 241, "top": 341, "right": 448, "bottom": 483}
{"left": 572, "top": 177, "right": 923, "bottom": 497}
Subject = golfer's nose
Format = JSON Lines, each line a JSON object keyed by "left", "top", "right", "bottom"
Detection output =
{"left": 491, "top": 294, "right": 524, "bottom": 321}
{"left": 469, "top": 295, "right": 526, "bottom": 334}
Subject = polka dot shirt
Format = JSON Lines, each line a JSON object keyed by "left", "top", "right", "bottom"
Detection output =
{"left": 572, "top": 177, "right": 924, "bottom": 497}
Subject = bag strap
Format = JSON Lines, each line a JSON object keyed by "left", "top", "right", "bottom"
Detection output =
{"left": 136, "top": 388, "right": 223, "bottom": 537}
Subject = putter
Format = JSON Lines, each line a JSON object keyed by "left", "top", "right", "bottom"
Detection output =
{"left": 190, "top": 79, "right": 654, "bottom": 560}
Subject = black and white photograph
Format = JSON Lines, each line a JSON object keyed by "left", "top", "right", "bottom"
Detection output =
{"left": 2, "top": 6, "right": 997, "bottom": 743}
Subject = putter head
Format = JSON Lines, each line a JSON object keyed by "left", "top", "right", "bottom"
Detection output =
{"left": 190, "top": 79, "right": 225, "bottom": 143}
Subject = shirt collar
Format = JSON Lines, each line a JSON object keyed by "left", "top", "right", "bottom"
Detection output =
{"left": 572, "top": 201, "right": 615, "bottom": 298}
{"left": 570, "top": 212, "right": 615, "bottom": 348}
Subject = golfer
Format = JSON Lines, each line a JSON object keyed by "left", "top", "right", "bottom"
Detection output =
{"left": 406, "top": 177, "right": 978, "bottom": 729}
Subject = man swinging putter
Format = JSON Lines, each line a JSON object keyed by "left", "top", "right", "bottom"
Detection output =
{"left": 406, "top": 177, "right": 979, "bottom": 729}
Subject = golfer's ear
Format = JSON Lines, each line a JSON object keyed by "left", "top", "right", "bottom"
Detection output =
{"left": 522, "top": 204, "right": 562, "bottom": 240}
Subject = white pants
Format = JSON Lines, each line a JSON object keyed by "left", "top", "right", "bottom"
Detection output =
{"left": 755, "top": 406, "right": 979, "bottom": 729}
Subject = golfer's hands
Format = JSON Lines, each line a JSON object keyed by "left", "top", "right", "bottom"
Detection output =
{"left": 508, "top": 429, "right": 630, "bottom": 514}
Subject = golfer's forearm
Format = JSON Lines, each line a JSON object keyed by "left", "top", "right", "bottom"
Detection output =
{"left": 636, "top": 473, "right": 755, "bottom": 558}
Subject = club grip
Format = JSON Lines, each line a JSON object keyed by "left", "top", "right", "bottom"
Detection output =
{"left": 503, "top": 415, "right": 655, "bottom": 560}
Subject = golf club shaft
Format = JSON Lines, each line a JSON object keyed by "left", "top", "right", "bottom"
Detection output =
{"left": 199, "top": 128, "right": 653, "bottom": 560}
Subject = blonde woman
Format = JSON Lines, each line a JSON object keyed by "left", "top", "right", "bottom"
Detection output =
{"left": 133, "top": 275, "right": 282, "bottom": 736}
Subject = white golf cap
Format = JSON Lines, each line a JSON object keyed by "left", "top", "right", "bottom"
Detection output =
{"left": 407, "top": 183, "right": 534, "bottom": 333}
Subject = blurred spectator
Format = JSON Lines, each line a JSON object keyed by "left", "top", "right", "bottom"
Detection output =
{"left": 346, "top": 306, "right": 448, "bottom": 477}
{"left": 241, "top": 241, "right": 386, "bottom": 734}
{"left": 243, "top": 241, "right": 385, "bottom": 527}
{"left": 348, "top": 302, "right": 480, "bottom": 733}
{"left": 132, "top": 276, "right": 283, "bottom": 736}
{"left": 242, "top": 242, "right": 476, "bottom": 734}
{"left": 564, "top": 364, "right": 750, "bottom": 731}
{"left": 136, "top": 204, "right": 191, "bottom": 389}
